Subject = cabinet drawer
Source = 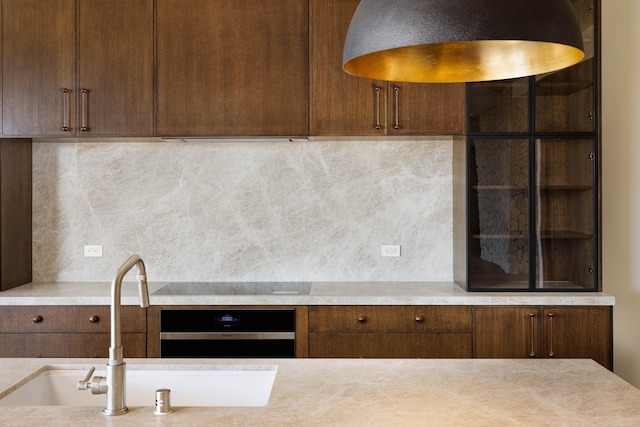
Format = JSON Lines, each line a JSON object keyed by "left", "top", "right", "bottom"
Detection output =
{"left": 309, "top": 332, "right": 472, "bottom": 358}
{"left": 0, "top": 306, "right": 146, "bottom": 333}
{"left": 0, "top": 333, "right": 147, "bottom": 358}
{"left": 309, "top": 306, "right": 472, "bottom": 333}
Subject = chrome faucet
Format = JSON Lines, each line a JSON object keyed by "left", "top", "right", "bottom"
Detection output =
{"left": 77, "top": 254, "right": 150, "bottom": 416}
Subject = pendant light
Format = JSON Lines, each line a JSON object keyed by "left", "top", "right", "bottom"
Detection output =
{"left": 343, "top": 0, "right": 585, "bottom": 83}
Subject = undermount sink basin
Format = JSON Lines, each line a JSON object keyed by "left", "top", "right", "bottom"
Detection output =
{"left": 0, "top": 365, "right": 277, "bottom": 407}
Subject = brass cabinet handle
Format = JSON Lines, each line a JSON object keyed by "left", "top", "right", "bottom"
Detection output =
{"left": 80, "top": 89, "right": 90, "bottom": 131}
{"left": 547, "top": 312, "right": 555, "bottom": 357}
{"left": 89, "top": 315, "right": 100, "bottom": 323}
{"left": 32, "top": 315, "right": 43, "bottom": 324}
{"left": 61, "top": 88, "right": 71, "bottom": 131}
{"left": 374, "top": 86, "right": 382, "bottom": 130}
{"left": 357, "top": 315, "right": 367, "bottom": 323}
{"left": 393, "top": 86, "right": 400, "bottom": 129}
{"left": 414, "top": 316, "right": 425, "bottom": 323}
{"left": 529, "top": 313, "right": 536, "bottom": 357}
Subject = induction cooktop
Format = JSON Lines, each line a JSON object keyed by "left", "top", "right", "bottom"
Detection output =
{"left": 152, "top": 282, "right": 312, "bottom": 296}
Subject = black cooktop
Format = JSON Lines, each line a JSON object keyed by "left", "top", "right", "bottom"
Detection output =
{"left": 152, "top": 282, "right": 312, "bottom": 296}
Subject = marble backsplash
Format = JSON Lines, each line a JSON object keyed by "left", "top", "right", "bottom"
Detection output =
{"left": 32, "top": 137, "right": 453, "bottom": 283}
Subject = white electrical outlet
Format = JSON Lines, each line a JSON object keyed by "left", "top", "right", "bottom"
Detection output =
{"left": 84, "top": 245, "right": 103, "bottom": 257}
{"left": 381, "top": 244, "right": 401, "bottom": 257}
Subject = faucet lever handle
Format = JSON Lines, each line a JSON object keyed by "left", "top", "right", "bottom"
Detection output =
{"left": 77, "top": 367, "right": 96, "bottom": 390}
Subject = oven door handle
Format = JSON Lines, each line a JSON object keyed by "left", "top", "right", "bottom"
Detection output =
{"left": 160, "top": 332, "right": 295, "bottom": 340}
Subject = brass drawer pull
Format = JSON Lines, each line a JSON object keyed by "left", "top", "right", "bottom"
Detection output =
{"left": 80, "top": 89, "right": 90, "bottom": 131}
{"left": 547, "top": 312, "right": 555, "bottom": 357}
{"left": 374, "top": 86, "right": 382, "bottom": 130}
{"left": 393, "top": 86, "right": 400, "bottom": 129}
{"left": 89, "top": 315, "right": 100, "bottom": 323}
{"left": 357, "top": 315, "right": 367, "bottom": 323}
{"left": 529, "top": 313, "right": 536, "bottom": 357}
{"left": 32, "top": 315, "right": 43, "bottom": 324}
{"left": 414, "top": 316, "right": 425, "bottom": 323}
{"left": 61, "top": 88, "right": 71, "bottom": 131}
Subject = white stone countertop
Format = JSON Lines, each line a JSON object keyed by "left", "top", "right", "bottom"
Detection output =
{"left": 0, "top": 281, "right": 615, "bottom": 306}
{"left": 0, "top": 358, "right": 639, "bottom": 426}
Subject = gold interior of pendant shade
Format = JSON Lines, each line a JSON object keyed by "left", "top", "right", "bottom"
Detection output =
{"left": 343, "top": 40, "right": 585, "bottom": 83}
{"left": 342, "top": 0, "right": 586, "bottom": 83}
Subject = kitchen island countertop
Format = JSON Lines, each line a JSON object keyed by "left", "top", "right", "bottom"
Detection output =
{"left": 0, "top": 357, "right": 638, "bottom": 426}
{"left": 0, "top": 281, "right": 615, "bottom": 306}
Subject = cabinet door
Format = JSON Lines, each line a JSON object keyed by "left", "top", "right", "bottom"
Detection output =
{"left": 309, "top": 306, "right": 473, "bottom": 358}
{"left": 467, "top": 78, "right": 530, "bottom": 134}
{"left": 388, "top": 83, "right": 466, "bottom": 135}
{"left": 309, "top": 332, "right": 472, "bottom": 358}
{"left": 0, "top": 333, "right": 146, "bottom": 358}
{"left": 0, "top": 306, "right": 146, "bottom": 333}
{"left": 156, "top": 0, "right": 308, "bottom": 137}
{"left": 77, "top": 0, "right": 153, "bottom": 136}
{"left": 309, "top": 306, "right": 472, "bottom": 333}
{"left": 534, "top": 138, "right": 596, "bottom": 289}
{"left": 310, "top": 0, "right": 466, "bottom": 136}
{"left": 474, "top": 306, "right": 612, "bottom": 370}
{"left": 309, "top": 0, "right": 387, "bottom": 136}
{"left": 0, "top": 305, "right": 147, "bottom": 358}
{"left": 535, "top": 0, "right": 596, "bottom": 133}
{"left": 467, "top": 138, "right": 531, "bottom": 290}
{"left": 2, "top": 0, "right": 76, "bottom": 137}
{"left": 541, "top": 306, "right": 612, "bottom": 369}
{"left": 473, "top": 306, "right": 540, "bottom": 359}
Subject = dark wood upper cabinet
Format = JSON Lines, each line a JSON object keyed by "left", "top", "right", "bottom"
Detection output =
{"left": 76, "top": 0, "right": 153, "bottom": 136}
{"left": 2, "top": 0, "right": 153, "bottom": 137}
{"left": 309, "top": 0, "right": 465, "bottom": 136}
{"left": 2, "top": 0, "right": 466, "bottom": 138}
{"left": 389, "top": 83, "right": 466, "bottom": 135}
{"left": 156, "top": 0, "right": 309, "bottom": 137}
{"left": 309, "top": 0, "right": 386, "bottom": 136}
{"left": 2, "top": 0, "right": 75, "bottom": 137}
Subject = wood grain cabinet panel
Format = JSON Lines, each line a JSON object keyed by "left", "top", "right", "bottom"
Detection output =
{"left": 309, "top": 0, "right": 465, "bottom": 136}
{"left": 309, "top": 305, "right": 472, "bottom": 332}
{"left": 2, "top": 0, "right": 153, "bottom": 137}
{"left": 309, "top": 306, "right": 472, "bottom": 358}
{"left": 473, "top": 305, "right": 612, "bottom": 370}
{"left": 0, "top": 333, "right": 146, "bottom": 358}
{"left": 2, "top": 0, "right": 75, "bottom": 137}
{"left": 0, "top": 306, "right": 147, "bottom": 358}
{"left": 156, "top": 0, "right": 308, "bottom": 137}
{"left": 0, "top": 140, "right": 32, "bottom": 291}
{"left": 310, "top": 332, "right": 471, "bottom": 358}
{"left": 76, "top": 0, "right": 154, "bottom": 136}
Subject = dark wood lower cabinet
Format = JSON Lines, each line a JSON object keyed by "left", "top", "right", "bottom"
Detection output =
{"left": 473, "top": 306, "right": 613, "bottom": 370}
{"left": 308, "top": 306, "right": 473, "bottom": 358}
{"left": 0, "top": 333, "right": 146, "bottom": 358}
{"left": 0, "top": 305, "right": 147, "bottom": 358}
{"left": 309, "top": 332, "right": 472, "bottom": 358}
{"left": 0, "top": 304, "right": 611, "bottom": 365}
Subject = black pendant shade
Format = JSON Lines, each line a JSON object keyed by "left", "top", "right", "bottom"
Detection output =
{"left": 343, "top": 0, "right": 585, "bottom": 83}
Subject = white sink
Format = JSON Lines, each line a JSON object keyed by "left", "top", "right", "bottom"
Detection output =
{"left": 0, "top": 365, "right": 277, "bottom": 407}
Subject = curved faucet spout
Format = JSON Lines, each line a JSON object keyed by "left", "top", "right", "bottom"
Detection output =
{"left": 98, "top": 254, "right": 150, "bottom": 416}
{"left": 110, "top": 254, "right": 150, "bottom": 357}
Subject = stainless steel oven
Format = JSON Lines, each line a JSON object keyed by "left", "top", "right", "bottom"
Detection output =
{"left": 159, "top": 308, "right": 296, "bottom": 358}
